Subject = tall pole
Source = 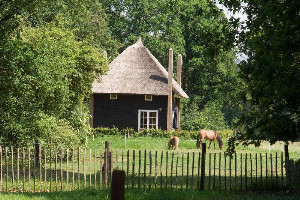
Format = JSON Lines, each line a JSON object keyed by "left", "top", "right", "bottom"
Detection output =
{"left": 177, "top": 54, "right": 182, "bottom": 86}
{"left": 176, "top": 54, "right": 182, "bottom": 131}
{"left": 167, "top": 48, "right": 173, "bottom": 131}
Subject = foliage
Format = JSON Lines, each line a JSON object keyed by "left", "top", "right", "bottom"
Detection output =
{"left": 225, "top": 136, "right": 237, "bottom": 158}
{"left": 29, "top": 0, "right": 121, "bottom": 58}
{"left": 218, "top": 129, "right": 234, "bottom": 139}
{"left": 179, "top": 1, "right": 241, "bottom": 104}
{"left": 93, "top": 127, "right": 123, "bottom": 137}
{"left": 181, "top": 98, "right": 228, "bottom": 131}
{"left": 99, "top": 0, "right": 185, "bottom": 65}
{"left": 36, "top": 113, "right": 81, "bottom": 149}
{"left": 0, "top": 12, "right": 109, "bottom": 147}
{"left": 92, "top": 128, "right": 233, "bottom": 141}
{"left": 93, "top": 127, "right": 202, "bottom": 140}
{"left": 220, "top": 0, "right": 300, "bottom": 144}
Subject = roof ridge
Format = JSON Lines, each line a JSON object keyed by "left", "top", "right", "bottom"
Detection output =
{"left": 132, "top": 37, "right": 143, "bottom": 47}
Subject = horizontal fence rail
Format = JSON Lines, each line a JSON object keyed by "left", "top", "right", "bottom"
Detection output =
{"left": 0, "top": 144, "right": 296, "bottom": 193}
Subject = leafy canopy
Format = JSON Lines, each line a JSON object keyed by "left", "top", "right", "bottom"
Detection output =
{"left": 221, "top": 0, "right": 300, "bottom": 144}
{"left": 0, "top": 1, "right": 114, "bottom": 147}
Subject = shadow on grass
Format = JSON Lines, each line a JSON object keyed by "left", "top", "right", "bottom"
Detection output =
{"left": 0, "top": 167, "right": 289, "bottom": 194}
{"left": 0, "top": 189, "right": 110, "bottom": 200}
{"left": 0, "top": 189, "right": 299, "bottom": 200}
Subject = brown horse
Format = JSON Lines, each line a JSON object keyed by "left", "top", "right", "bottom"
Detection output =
{"left": 196, "top": 129, "right": 223, "bottom": 150}
{"left": 168, "top": 136, "right": 179, "bottom": 150}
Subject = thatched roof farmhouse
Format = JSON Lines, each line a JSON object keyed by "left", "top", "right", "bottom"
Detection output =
{"left": 90, "top": 38, "right": 188, "bottom": 131}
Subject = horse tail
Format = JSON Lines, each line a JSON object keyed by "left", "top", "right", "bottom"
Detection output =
{"left": 216, "top": 132, "right": 224, "bottom": 149}
{"left": 216, "top": 132, "right": 222, "bottom": 141}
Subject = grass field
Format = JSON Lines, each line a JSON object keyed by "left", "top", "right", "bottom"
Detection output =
{"left": 86, "top": 135, "right": 300, "bottom": 159}
{"left": 0, "top": 189, "right": 299, "bottom": 200}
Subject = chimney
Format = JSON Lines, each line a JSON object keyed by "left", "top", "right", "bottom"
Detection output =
{"left": 167, "top": 48, "right": 173, "bottom": 131}
{"left": 177, "top": 54, "right": 182, "bottom": 86}
{"left": 176, "top": 54, "right": 182, "bottom": 130}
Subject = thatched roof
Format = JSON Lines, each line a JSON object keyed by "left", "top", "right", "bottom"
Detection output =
{"left": 92, "top": 38, "right": 189, "bottom": 98}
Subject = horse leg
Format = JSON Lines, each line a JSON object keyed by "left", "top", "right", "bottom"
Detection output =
{"left": 208, "top": 140, "right": 211, "bottom": 149}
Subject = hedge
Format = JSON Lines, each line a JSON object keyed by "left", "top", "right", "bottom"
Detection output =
{"left": 92, "top": 127, "right": 233, "bottom": 140}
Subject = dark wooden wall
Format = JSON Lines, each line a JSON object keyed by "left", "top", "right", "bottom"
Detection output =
{"left": 93, "top": 94, "right": 168, "bottom": 131}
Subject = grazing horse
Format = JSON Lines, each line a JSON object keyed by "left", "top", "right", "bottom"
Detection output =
{"left": 168, "top": 136, "right": 179, "bottom": 150}
{"left": 196, "top": 129, "right": 223, "bottom": 150}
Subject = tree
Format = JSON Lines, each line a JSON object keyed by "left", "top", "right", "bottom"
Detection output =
{"left": 0, "top": 1, "right": 115, "bottom": 147}
{"left": 221, "top": 0, "right": 300, "bottom": 144}
{"left": 99, "top": 0, "right": 185, "bottom": 65}
{"left": 100, "top": 0, "right": 243, "bottom": 129}
{"left": 0, "top": 22, "right": 108, "bottom": 147}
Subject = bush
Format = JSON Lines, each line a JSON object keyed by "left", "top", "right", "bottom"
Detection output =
{"left": 92, "top": 127, "right": 226, "bottom": 141}
{"left": 181, "top": 99, "right": 228, "bottom": 131}
{"left": 218, "top": 129, "right": 234, "bottom": 140}
{"left": 93, "top": 127, "right": 130, "bottom": 137}
{"left": 36, "top": 114, "right": 82, "bottom": 149}
{"left": 120, "top": 128, "right": 136, "bottom": 136}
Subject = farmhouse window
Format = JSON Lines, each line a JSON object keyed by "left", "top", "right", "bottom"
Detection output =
{"left": 145, "top": 95, "right": 152, "bottom": 101}
{"left": 110, "top": 94, "right": 117, "bottom": 99}
{"left": 138, "top": 110, "right": 158, "bottom": 131}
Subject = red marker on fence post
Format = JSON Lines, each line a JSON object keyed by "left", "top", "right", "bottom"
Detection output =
{"left": 111, "top": 170, "right": 125, "bottom": 200}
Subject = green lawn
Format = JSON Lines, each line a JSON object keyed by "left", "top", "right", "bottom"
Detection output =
{"left": 0, "top": 189, "right": 299, "bottom": 200}
{"left": 86, "top": 135, "right": 300, "bottom": 159}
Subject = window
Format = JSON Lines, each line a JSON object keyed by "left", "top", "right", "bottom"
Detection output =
{"left": 110, "top": 94, "right": 117, "bottom": 99}
{"left": 145, "top": 95, "right": 152, "bottom": 101}
{"left": 138, "top": 110, "right": 158, "bottom": 131}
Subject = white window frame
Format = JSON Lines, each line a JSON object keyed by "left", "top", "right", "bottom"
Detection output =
{"left": 138, "top": 110, "right": 159, "bottom": 132}
{"left": 110, "top": 94, "right": 118, "bottom": 99}
{"left": 144, "top": 95, "right": 152, "bottom": 101}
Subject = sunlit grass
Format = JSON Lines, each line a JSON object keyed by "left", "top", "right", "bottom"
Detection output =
{"left": 86, "top": 136, "right": 300, "bottom": 159}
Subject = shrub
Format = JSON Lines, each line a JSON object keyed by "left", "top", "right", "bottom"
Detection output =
{"left": 181, "top": 99, "right": 228, "bottom": 131}
{"left": 92, "top": 127, "right": 121, "bottom": 137}
{"left": 120, "top": 128, "right": 135, "bottom": 137}
{"left": 92, "top": 127, "right": 225, "bottom": 141}
{"left": 36, "top": 114, "right": 81, "bottom": 149}
{"left": 218, "top": 129, "right": 234, "bottom": 140}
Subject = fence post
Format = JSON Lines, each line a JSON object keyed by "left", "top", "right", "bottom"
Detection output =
{"left": 284, "top": 144, "right": 290, "bottom": 186}
{"left": 111, "top": 170, "right": 125, "bottom": 200}
{"left": 200, "top": 143, "right": 206, "bottom": 190}
{"left": 0, "top": 146, "right": 2, "bottom": 192}
{"left": 105, "top": 141, "right": 110, "bottom": 188}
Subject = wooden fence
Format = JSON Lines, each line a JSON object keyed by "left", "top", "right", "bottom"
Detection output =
{"left": 0, "top": 144, "right": 296, "bottom": 193}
